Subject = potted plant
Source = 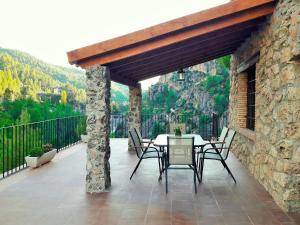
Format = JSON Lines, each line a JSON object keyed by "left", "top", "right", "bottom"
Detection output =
{"left": 25, "top": 144, "right": 57, "bottom": 168}
{"left": 174, "top": 127, "right": 182, "bottom": 136}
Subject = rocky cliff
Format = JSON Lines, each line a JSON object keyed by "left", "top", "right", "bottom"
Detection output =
{"left": 143, "top": 57, "right": 230, "bottom": 116}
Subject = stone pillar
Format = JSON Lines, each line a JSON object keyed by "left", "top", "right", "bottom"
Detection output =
{"left": 85, "top": 65, "right": 111, "bottom": 192}
{"left": 128, "top": 83, "right": 142, "bottom": 151}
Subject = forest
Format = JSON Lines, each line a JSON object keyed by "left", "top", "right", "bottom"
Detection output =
{"left": 0, "top": 47, "right": 129, "bottom": 127}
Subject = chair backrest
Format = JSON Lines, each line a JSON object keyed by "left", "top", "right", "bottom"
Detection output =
{"left": 134, "top": 127, "right": 143, "bottom": 141}
{"left": 219, "top": 127, "right": 229, "bottom": 142}
{"left": 167, "top": 136, "right": 194, "bottom": 165}
{"left": 129, "top": 129, "right": 143, "bottom": 158}
{"left": 221, "top": 129, "right": 236, "bottom": 160}
{"left": 170, "top": 123, "right": 186, "bottom": 134}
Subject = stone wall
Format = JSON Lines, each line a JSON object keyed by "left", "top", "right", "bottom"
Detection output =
{"left": 85, "top": 65, "right": 111, "bottom": 192}
{"left": 128, "top": 84, "right": 142, "bottom": 151}
{"left": 229, "top": 0, "right": 300, "bottom": 212}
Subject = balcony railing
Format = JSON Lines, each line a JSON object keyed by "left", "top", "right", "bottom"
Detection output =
{"left": 0, "top": 115, "right": 86, "bottom": 179}
{"left": 0, "top": 113, "right": 227, "bottom": 179}
{"left": 111, "top": 113, "right": 228, "bottom": 139}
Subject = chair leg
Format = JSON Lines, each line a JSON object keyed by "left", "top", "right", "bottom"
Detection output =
{"left": 195, "top": 166, "right": 201, "bottom": 184}
{"left": 130, "top": 157, "right": 143, "bottom": 180}
{"left": 165, "top": 157, "right": 168, "bottom": 193}
{"left": 197, "top": 154, "right": 202, "bottom": 182}
{"left": 158, "top": 157, "right": 161, "bottom": 173}
{"left": 200, "top": 158, "right": 204, "bottom": 182}
{"left": 220, "top": 160, "right": 236, "bottom": 183}
{"left": 193, "top": 165, "right": 197, "bottom": 193}
{"left": 158, "top": 157, "right": 162, "bottom": 181}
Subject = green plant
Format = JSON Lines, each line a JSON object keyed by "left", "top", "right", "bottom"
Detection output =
{"left": 174, "top": 127, "right": 182, "bottom": 136}
{"left": 29, "top": 146, "right": 44, "bottom": 157}
{"left": 42, "top": 144, "right": 53, "bottom": 153}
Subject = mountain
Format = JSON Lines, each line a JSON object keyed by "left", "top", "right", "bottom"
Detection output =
{"left": 0, "top": 47, "right": 128, "bottom": 110}
{"left": 143, "top": 56, "right": 230, "bottom": 117}
{"left": 0, "top": 47, "right": 85, "bottom": 89}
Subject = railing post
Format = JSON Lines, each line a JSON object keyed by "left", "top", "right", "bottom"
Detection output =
{"left": 212, "top": 113, "right": 219, "bottom": 138}
{"left": 56, "top": 118, "right": 59, "bottom": 152}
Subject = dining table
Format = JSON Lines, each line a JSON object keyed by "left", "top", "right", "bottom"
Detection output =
{"left": 153, "top": 134, "right": 209, "bottom": 150}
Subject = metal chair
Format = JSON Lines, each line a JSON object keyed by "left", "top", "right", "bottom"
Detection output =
{"left": 129, "top": 129, "right": 163, "bottom": 180}
{"left": 203, "top": 126, "right": 229, "bottom": 153}
{"left": 165, "top": 136, "right": 200, "bottom": 193}
{"left": 170, "top": 123, "right": 186, "bottom": 134}
{"left": 134, "top": 127, "right": 153, "bottom": 148}
{"left": 198, "top": 129, "right": 236, "bottom": 183}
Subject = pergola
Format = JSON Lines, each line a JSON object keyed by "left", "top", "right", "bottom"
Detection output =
{"left": 67, "top": 0, "right": 275, "bottom": 192}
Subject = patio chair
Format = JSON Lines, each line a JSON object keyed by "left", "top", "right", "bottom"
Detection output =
{"left": 129, "top": 129, "right": 163, "bottom": 180}
{"left": 165, "top": 136, "right": 200, "bottom": 193}
{"left": 134, "top": 127, "right": 153, "bottom": 148}
{"left": 170, "top": 123, "right": 186, "bottom": 134}
{"left": 198, "top": 129, "right": 236, "bottom": 183}
{"left": 201, "top": 126, "right": 229, "bottom": 153}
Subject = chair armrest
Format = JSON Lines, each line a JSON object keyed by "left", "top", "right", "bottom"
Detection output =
{"left": 141, "top": 139, "right": 153, "bottom": 144}
{"left": 209, "top": 140, "right": 225, "bottom": 145}
{"left": 203, "top": 147, "right": 229, "bottom": 153}
{"left": 134, "top": 146, "right": 159, "bottom": 152}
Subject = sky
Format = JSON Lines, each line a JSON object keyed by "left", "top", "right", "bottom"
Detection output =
{"left": 1, "top": 0, "right": 228, "bottom": 89}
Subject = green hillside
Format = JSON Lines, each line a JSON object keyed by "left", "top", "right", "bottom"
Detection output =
{"left": 0, "top": 47, "right": 129, "bottom": 127}
{"left": 0, "top": 47, "right": 85, "bottom": 89}
{"left": 0, "top": 47, "right": 128, "bottom": 109}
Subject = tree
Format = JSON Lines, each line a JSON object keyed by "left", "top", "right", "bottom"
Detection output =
{"left": 60, "top": 90, "right": 67, "bottom": 105}
{"left": 16, "top": 109, "right": 31, "bottom": 125}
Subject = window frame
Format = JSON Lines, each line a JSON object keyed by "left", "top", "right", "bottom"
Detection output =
{"left": 246, "top": 65, "right": 256, "bottom": 131}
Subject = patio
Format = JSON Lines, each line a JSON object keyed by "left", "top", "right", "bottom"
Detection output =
{"left": 0, "top": 139, "right": 299, "bottom": 225}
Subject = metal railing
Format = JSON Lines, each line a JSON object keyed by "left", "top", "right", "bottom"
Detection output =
{"left": 0, "top": 113, "right": 227, "bottom": 179}
{"left": 110, "top": 113, "right": 228, "bottom": 139}
{"left": 0, "top": 115, "right": 86, "bottom": 179}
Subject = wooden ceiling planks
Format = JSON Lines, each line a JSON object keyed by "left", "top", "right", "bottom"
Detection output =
{"left": 120, "top": 47, "right": 238, "bottom": 80}
{"left": 108, "top": 19, "right": 264, "bottom": 71}
{"left": 66, "top": 0, "right": 275, "bottom": 86}
{"left": 110, "top": 30, "right": 256, "bottom": 76}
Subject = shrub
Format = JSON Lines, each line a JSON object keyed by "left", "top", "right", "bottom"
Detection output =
{"left": 29, "top": 147, "right": 44, "bottom": 157}
{"left": 42, "top": 144, "right": 53, "bottom": 153}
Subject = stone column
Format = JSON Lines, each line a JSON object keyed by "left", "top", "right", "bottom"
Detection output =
{"left": 128, "top": 83, "right": 142, "bottom": 151}
{"left": 85, "top": 65, "right": 111, "bottom": 192}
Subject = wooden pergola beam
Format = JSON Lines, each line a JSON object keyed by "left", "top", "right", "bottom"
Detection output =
{"left": 135, "top": 50, "right": 235, "bottom": 81}
{"left": 109, "top": 18, "right": 264, "bottom": 70}
{"left": 111, "top": 34, "right": 251, "bottom": 76}
{"left": 129, "top": 47, "right": 237, "bottom": 80}
{"left": 67, "top": 0, "right": 274, "bottom": 66}
{"left": 110, "top": 74, "right": 138, "bottom": 87}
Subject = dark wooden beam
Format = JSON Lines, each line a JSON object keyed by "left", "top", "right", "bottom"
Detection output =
{"left": 135, "top": 50, "right": 234, "bottom": 81}
{"left": 111, "top": 36, "right": 249, "bottom": 76}
{"left": 110, "top": 73, "right": 138, "bottom": 87}
{"left": 109, "top": 19, "right": 263, "bottom": 70}
{"left": 129, "top": 47, "right": 237, "bottom": 80}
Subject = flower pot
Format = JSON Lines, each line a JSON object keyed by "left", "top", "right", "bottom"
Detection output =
{"left": 25, "top": 149, "right": 57, "bottom": 168}
{"left": 81, "top": 134, "right": 88, "bottom": 143}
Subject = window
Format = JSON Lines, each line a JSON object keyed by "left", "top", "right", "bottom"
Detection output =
{"left": 246, "top": 65, "right": 256, "bottom": 130}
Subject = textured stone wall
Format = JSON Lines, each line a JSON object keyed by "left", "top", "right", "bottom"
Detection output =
{"left": 229, "top": 0, "right": 300, "bottom": 212}
{"left": 85, "top": 65, "right": 111, "bottom": 192}
{"left": 128, "top": 83, "right": 142, "bottom": 151}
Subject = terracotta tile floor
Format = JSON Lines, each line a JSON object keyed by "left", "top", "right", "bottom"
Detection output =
{"left": 0, "top": 139, "right": 299, "bottom": 225}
